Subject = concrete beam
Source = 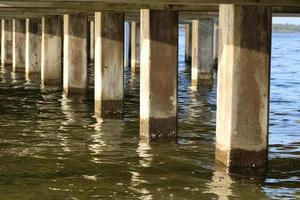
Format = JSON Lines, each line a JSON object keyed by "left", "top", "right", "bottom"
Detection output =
{"left": 0, "top": 0, "right": 299, "bottom": 7}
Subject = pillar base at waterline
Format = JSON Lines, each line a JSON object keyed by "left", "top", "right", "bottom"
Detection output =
{"left": 95, "top": 100, "right": 123, "bottom": 117}
{"left": 26, "top": 72, "right": 40, "bottom": 80}
{"left": 215, "top": 148, "right": 268, "bottom": 174}
{"left": 191, "top": 72, "right": 213, "bottom": 87}
{"left": 140, "top": 117, "right": 177, "bottom": 140}
{"left": 64, "top": 87, "right": 86, "bottom": 95}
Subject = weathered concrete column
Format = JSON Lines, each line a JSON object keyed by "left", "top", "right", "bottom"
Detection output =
{"left": 1, "top": 19, "right": 13, "bottom": 67}
{"left": 63, "top": 14, "right": 88, "bottom": 94}
{"left": 216, "top": 5, "right": 272, "bottom": 172}
{"left": 130, "top": 21, "right": 140, "bottom": 73}
{"left": 140, "top": 10, "right": 178, "bottom": 140}
{"left": 12, "top": 19, "right": 26, "bottom": 72}
{"left": 41, "top": 16, "right": 62, "bottom": 86}
{"left": 25, "top": 18, "right": 41, "bottom": 80}
{"left": 125, "top": 21, "right": 131, "bottom": 68}
{"left": 89, "top": 20, "right": 95, "bottom": 62}
{"left": 94, "top": 12, "right": 124, "bottom": 116}
{"left": 191, "top": 19, "right": 214, "bottom": 87}
{"left": 185, "top": 23, "right": 192, "bottom": 64}
{"left": 213, "top": 21, "right": 219, "bottom": 69}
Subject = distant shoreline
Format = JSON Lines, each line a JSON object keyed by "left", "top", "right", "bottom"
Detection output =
{"left": 179, "top": 23, "right": 300, "bottom": 33}
{"left": 272, "top": 24, "right": 300, "bottom": 33}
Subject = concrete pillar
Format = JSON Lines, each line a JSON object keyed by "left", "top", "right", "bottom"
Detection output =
{"left": 94, "top": 12, "right": 124, "bottom": 116}
{"left": 41, "top": 16, "right": 62, "bottom": 86}
{"left": 126, "top": 21, "right": 131, "bottom": 68}
{"left": 140, "top": 10, "right": 178, "bottom": 140}
{"left": 184, "top": 22, "right": 192, "bottom": 64}
{"left": 63, "top": 14, "right": 88, "bottom": 94}
{"left": 213, "top": 21, "right": 219, "bottom": 69}
{"left": 216, "top": 5, "right": 272, "bottom": 172}
{"left": 89, "top": 20, "right": 95, "bottom": 62}
{"left": 12, "top": 19, "right": 26, "bottom": 72}
{"left": 1, "top": 19, "right": 13, "bottom": 67}
{"left": 130, "top": 21, "right": 140, "bottom": 73}
{"left": 191, "top": 19, "right": 214, "bottom": 87}
{"left": 185, "top": 23, "right": 191, "bottom": 63}
{"left": 25, "top": 18, "right": 41, "bottom": 80}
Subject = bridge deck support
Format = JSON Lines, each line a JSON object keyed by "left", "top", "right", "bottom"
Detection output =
{"left": 63, "top": 14, "right": 87, "bottom": 94}
{"left": 89, "top": 20, "right": 95, "bottom": 63}
{"left": 185, "top": 23, "right": 192, "bottom": 64}
{"left": 41, "top": 16, "right": 62, "bottom": 86}
{"left": 95, "top": 12, "right": 124, "bottom": 116}
{"left": 191, "top": 18, "right": 214, "bottom": 87}
{"left": 130, "top": 21, "right": 140, "bottom": 73}
{"left": 1, "top": 19, "right": 13, "bottom": 67}
{"left": 140, "top": 9, "right": 178, "bottom": 140}
{"left": 216, "top": 5, "right": 271, "bottom": 172}
{"left": 25, "top": 18, "right": 41, "bottom": 80}
{"left": 213, "top": 22, "right": 219, "bottom": 69}
{"left": 12, "top": 19, "right": 26, "bottom": 72}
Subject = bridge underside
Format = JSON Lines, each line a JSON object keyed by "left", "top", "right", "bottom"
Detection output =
{"left": 0, "top": 1, "right": 298, "bottom": 18}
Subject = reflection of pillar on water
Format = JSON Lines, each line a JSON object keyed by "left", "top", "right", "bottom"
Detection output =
{"left": 128, "top": 140, "right": 153, "bottom": 199}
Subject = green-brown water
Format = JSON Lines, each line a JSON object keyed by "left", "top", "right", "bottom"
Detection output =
{"left": 0, "top": 30, "right": 299, "bottom": 199}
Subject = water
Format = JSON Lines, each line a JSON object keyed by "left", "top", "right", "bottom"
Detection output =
{"left": 0, "top": 30, "right": 299, "bottom": 199}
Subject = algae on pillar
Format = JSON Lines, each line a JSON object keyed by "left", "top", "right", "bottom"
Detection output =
{"left": 191, "top": 19, "right": 214, "bottom": 87}
{"left": 63, "top": 14, "right": 88, "bottom": 94}
{"left": 140, "top": 10, "right": 178, "bottom": 140}
{"left": 94, "top": 12, "right": 124, "bottom": 116}
{"left": 13, "top": 19, "right": 26, "bottom": 72}
{"left": 25, "top": 18, "right": 42, "bottom": 80}
{"left": 130, "top": 21, "right": 140, "bottom": 73}
{"left": 1, "top": 19, "right": 13, "bottom": 67}
{"left": 216, "top": 5, "right": 272, "bottom": 172}
{"left": 41, "top": 16, "right": 62, "bottom": 86}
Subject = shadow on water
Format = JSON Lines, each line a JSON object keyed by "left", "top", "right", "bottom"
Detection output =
{"left": 0, "top": 30, "right": 299, "bottom": 199}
